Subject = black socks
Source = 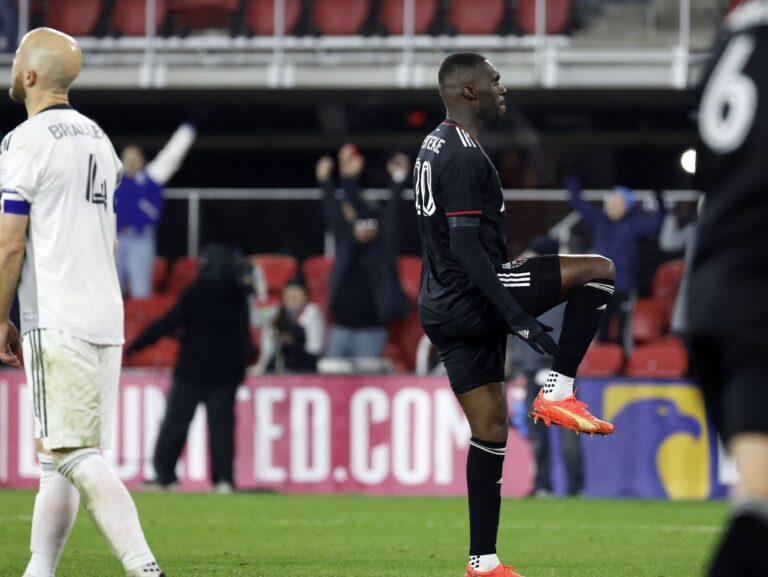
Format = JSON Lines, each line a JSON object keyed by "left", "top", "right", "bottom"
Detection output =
{"left": 552, "top": 279, "right": 614, "bottom": 377}
{"left": 467, "top": 437, "right": 507, "bottom": 556}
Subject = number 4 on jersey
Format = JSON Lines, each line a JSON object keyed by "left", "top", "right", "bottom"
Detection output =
{"left": 85, "top": 153, "right": 109, "bottom": 210}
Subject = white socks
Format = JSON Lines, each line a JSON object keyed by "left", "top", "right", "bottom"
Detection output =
{"left": 55, "top": 448, "right": 157, "bottom": 573}
{"left": 469, "top": 553, "right": 501, "bottom": 572}
{"left": 23, "top": 453, "right": 80, "bottom": 577}
{"left": 542, "top": 370, "right": 574, "bottom": 401}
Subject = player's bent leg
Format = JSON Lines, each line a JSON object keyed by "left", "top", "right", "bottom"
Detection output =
{"left": 53, "top": 447, "right": 166, "bottom": 577}
{"left": 707, "top": 434, "right": 768, "bottom": 576}
{"left": 529, "top": 255, "right": 616, "bottom": 435}
{"left": 22, "top": 440, "right": 79, "bottom": 577}
{"left": 457, "top": 384, "right": 525, "bottom": 577}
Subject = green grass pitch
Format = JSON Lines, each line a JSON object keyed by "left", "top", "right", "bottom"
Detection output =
{"left": 0, "top": 489, "right": 726, "bottom": 576}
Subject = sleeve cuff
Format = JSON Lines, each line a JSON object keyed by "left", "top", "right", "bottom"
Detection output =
{"left": 0, "top": 190, "right": 31, "bottom": 215}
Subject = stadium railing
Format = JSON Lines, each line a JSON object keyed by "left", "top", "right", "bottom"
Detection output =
{"left": 2, "top": 0, "right": 716, "bottom": 89}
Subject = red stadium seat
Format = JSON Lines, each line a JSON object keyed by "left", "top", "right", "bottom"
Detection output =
{"left": 651, "top": 259, "right": 685, "bottom": 323}
{"left": 169, "top": 0, "right": 239, "bottom": 29}
{"left": 125, "top": 338, "right": 179, "bottom": 368}
{"left": 449, "top": 0, "right": 505, "bottom": 35}
{"left": 166, "top": 257, "right": 199, "bottom": 295}
{"left": 632, "top": 298, "right": 666, "bottom": 344}
{"left": 251, "top": 254, "right": 298, "bottom": 296}
{"left": 312, "top": 0, "right": 371, "bottom": 35}
{"left": 387, "top": 313, "right": 424, "bottom": 372}
{"left": 380, "top": 0, "right": 438, "bottom": 35}
{"left": 625, "top": 339, "right": 688, "bottom": 378}
{"left": 397, "top": 256, "right": 422, "bottom": 304}
{"left": 124, "top": 295, "right": 176, "bottom": 325}
{"left": 112, "top": 0, "right": 168, "bottom": 36}
{"left": 578, "top": 343, "right": 624, "bottom": 377}
{"left": 515, "top": 0, "right": 572, "bottom": 35}
{"left": 46, "top": 0, "right": 102, "bottom": 36}
{"left": 152, "top": 256, "right": 169, "bottom": 294}
{"left": 245, "top": 0, "right": 303, "bottom": 35}
{"left": 302, "top": 256, "right": 334, "bottom": 311}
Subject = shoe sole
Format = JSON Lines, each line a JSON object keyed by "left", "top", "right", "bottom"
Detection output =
{"left": 529, "top": 407, "right": 613, "bottom": 437}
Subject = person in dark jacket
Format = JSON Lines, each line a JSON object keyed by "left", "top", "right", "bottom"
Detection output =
{"left": 317, "top": 144, "right": 410, "bottom": 359}
{"left": 568, "top": 175, "right": 663, "bottom": 354}
{"left": 127, "top": 244, "right": 252, "bottom": 493}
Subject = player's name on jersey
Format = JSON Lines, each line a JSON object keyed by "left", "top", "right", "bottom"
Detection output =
{"left": 421, "top": 134, "right": 446, "bottom": 154}
{"left": 47, "top": 121, "right": 105, "bottom": 141}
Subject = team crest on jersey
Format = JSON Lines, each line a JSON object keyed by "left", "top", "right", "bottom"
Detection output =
{"left": 502, "top": 258, "right": 528, "bottom": 270}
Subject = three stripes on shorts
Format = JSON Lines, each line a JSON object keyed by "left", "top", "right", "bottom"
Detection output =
{"left": 497, "top": 270, "right": 531, "bottom": 288}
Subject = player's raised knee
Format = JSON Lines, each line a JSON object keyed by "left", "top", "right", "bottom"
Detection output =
{"left": 590, "top": 255, "right": 615, "bottom": 281}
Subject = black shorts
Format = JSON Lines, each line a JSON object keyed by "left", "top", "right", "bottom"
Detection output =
{"left": 691, "top": 332, "right": 768, "bottom": 444}
{"left": 423, "top": 255, "right": 562, "bottom": 395}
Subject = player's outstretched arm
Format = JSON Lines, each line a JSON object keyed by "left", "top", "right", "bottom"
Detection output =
{"left": 145, "top": 122, "right": 198, "bottom": 186}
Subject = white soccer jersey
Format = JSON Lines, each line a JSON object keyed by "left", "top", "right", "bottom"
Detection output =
{"left": 0, "top": 105, "right": 124, "bottom": 344}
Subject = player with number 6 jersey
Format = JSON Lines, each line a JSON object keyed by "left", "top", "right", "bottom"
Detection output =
{"left": 415, "top": 53, "right": 619, "bottom": 577}
{"left": 689, "top": 2, "right": 768, "bottom": 575}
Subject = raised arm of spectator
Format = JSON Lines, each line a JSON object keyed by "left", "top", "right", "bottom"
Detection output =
{"left": 145, "top": 122, "right": 198, "bottom": 186}
{"left": 634, "top": 196, "right": 666, "bottom": 239}
{"left": 318, "top": 155, "right": 354, "bottom": 241}
{"left": 566, "top": 175, "right": 602, "bottom": 223}
{"left": 659, "top": 212, "right": 688, "bottom": 252}
{"left": 379, "top": 152, "right": 411, "bottom": 250}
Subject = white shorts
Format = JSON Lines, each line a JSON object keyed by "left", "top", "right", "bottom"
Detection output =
{"left": 22, "top": 329, "right": 122, "bottom": 451}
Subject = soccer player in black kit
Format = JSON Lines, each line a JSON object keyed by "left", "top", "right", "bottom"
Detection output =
{"left": 689, "top": 2, "right": 768, "bottom": 575}
{"left": 416, "top": 52, "right": 617, "bottom": 577}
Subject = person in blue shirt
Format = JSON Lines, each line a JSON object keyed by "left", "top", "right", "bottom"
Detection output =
{"left": 568, "top": 175, "right": 664, "bottom": 354}
{"left": 116, "top": 122, "right": 197, "bottom": 298}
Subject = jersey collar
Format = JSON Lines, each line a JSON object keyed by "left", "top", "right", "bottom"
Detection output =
{"left": 38, "top": 103, "right": 73, "bottom": 114}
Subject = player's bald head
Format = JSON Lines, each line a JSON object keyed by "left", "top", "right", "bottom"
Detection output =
{"left": 438, "top": 52, "right": 488, "bottom": 103}
{"left": 10, "top": 27, "right": 82, "bottom": 102}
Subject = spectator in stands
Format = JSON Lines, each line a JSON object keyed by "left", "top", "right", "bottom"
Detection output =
{"left": 127, "top": 244, "right": 252, "bottom": 493}
{"left": 509, "top": 236, "right": 583, "bottom": 497}
{"left": 568, "top": 175, "right": 664, "bottom": 354}
{"left": 0, "top": 0, "right": 17, "bottom": 53}
{"left": 117, "top": 119, "right": 199, "bottom": 298}
{"left": 659, "top": 199, "right": 700, "bottom": 337}
{"left": 316, "top": 145, "right": 410, "bottom": 360}
{"left": 256, "top": 274, "right": 325, "bottom": 373}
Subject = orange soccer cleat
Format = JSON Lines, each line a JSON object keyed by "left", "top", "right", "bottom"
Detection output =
{"left": 529, "top": 389, "right": 615, "bottom": 436}
{"left": 465, "top": 563, "right": 525, "bottom": 577}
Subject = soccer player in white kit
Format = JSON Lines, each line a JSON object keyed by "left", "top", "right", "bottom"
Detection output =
{"left": 0, "top": 28, "right": 165, "bottom": 577}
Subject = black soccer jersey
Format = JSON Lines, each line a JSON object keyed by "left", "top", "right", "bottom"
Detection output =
{"left": 415, "top": 120, "right": 508, "bottom": 326}
{"left": 690, "top": 2, "right": 768, "bottom": 335}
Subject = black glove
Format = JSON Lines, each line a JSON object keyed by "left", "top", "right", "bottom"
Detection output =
{"left": 509, "top": 315, "right": 559, "bottom": 356}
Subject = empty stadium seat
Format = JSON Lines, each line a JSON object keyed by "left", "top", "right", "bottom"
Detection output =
{"left": 166, "top": 257, "right": 199, "bottom": 295}
{"left": 252, "top": 254, "right": 298, "bottom": 296}
{"left": 651, "top": 259, "right": 685, "bottom": 323}
{"left": 397, "top": 256, "right": 422, "bottom": 304}
{"left": 245, "top": 0, "right": 303, "bottom": 35}
{"left": 631, "top": 298, "right": 666, "bottom": 344}
{"left": 302, "top": 256, "right": 334, "bottom": 311}
{"left": 578, "top": 343, "right": 624, "bottom": 377}
{"left": 169, "top": 0, "right": 239, "bottom": 30}
{"left": 625, "top": 339, "right": 688, "bottom": 378}
{"left": 449, "top": 0, "right": 505, "bottom": 35}
{"left": 153, "top": 256, "right": 169, "bottom": 294}
{"left": 124, "top": 295, "right": 176, "bottom": 325}
{"left": 312, "top": 0, "right": 371, "bottom": 35}
{"left": 112, "top": 0, "right": 168, "bottom": 36}
{"left": 515, "top": 0, "right": 572, "bottom": 35}
{"left": 380, "top": 0, "right": 438, "bottom": 35}
{"left": 125, "top": 338, "right": 179, "bottom": 368}
{"left": 46, "top": 0, "right": 102, "bottom": 37}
